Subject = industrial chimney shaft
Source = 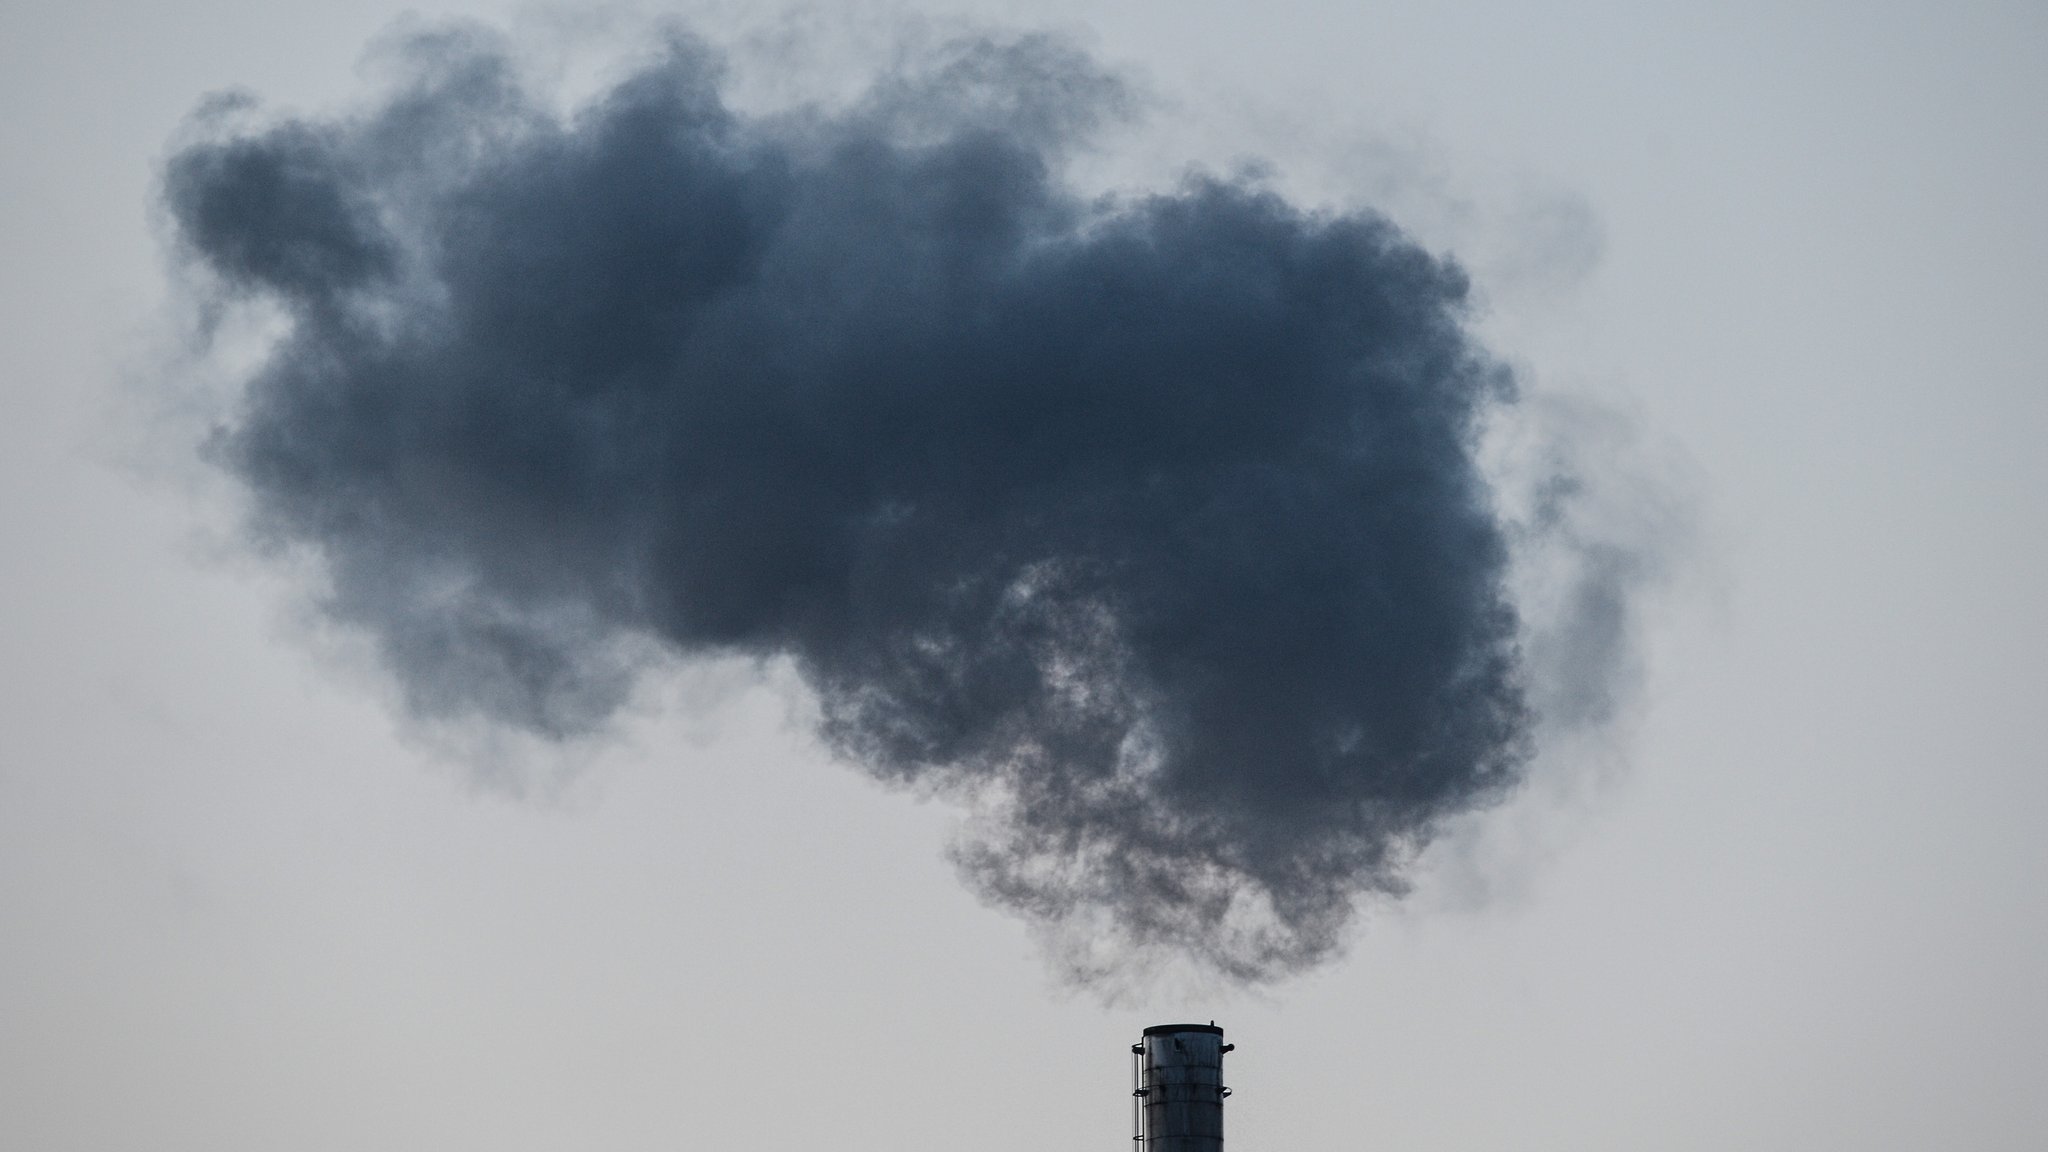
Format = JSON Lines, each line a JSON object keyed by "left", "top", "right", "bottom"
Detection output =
{"left": 1132, "top": 1024, "right": 1232, "bottom": 1152}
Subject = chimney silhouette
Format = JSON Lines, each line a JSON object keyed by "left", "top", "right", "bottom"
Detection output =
{"left": 1132, "top": 1025, "right": 1233, "bottom": 1151}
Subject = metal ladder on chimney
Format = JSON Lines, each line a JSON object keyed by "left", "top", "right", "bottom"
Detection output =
{"left": 1131, "top": 1040, "right": 1148, "bottom": 1146}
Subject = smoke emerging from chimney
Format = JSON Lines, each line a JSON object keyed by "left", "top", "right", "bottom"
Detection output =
{"left": 160, "top": 23, "right": 1651, "bottom": 984}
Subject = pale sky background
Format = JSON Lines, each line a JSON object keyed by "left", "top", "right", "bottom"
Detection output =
{"left": 3, "top": 1, "right": 2046, "bottom": 1150}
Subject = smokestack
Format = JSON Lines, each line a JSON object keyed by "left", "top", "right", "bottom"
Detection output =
{"left": 1133, "top": 1024, "right": 1232, "bottom": 1151}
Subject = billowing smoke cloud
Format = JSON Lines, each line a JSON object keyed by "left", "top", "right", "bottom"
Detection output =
{"left": 160, "top": 24, "right": 1634, "bottom": 983}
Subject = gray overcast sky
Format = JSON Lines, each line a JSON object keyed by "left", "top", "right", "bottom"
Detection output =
{"left": 3, "top": 1, "right": 2045, "bottom": 1150}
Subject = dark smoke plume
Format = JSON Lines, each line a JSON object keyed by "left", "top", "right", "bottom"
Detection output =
{"left": 161, "top": 24, "right": 1629, "bottom": 983}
